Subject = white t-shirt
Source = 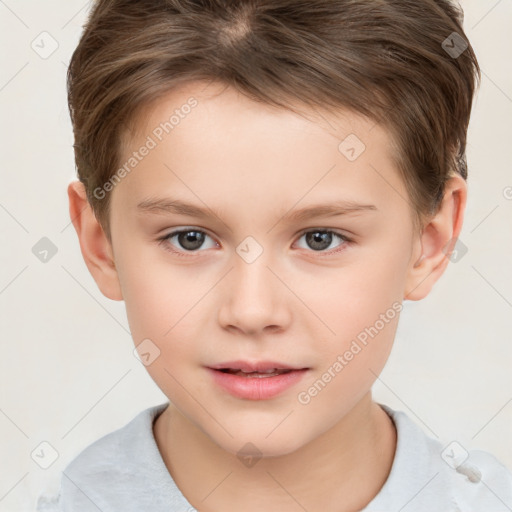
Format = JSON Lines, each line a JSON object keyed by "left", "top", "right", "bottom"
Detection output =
{"left": 37, "top": 402, "right": 512, "bottom": 511}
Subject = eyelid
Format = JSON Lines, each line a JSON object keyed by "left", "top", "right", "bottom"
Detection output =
{"left": 158, "top": 226, "right": 218, "bottom": 243}
{"left": 295, "top": 226, "right": 352, "bottom": 240}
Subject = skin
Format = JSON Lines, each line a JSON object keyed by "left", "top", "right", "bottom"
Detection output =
{"left": 68, "top": 80, "right": 466, "bottom": 511}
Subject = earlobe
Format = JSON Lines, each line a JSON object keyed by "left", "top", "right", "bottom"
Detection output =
{"left": 404, "top": 174, "right": 467, "bottom": 301}
{"left": 67, "top": 180, "right": 123, "bottom": 301}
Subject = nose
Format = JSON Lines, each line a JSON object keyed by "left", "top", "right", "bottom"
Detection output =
{"left": 217, "top": 252, "right": 292, "bottom": 337}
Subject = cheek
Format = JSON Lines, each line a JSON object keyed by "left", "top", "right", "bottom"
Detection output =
{"left": 296, "top": 305, "right": 400, "bottom": 422}
{"left": 120, "top": 258, "right": 208, "bottom": 399}
{"left": 293, "top": 238, "right": 407, "bottom": 385}
{"left": 117, "top": 245, "right": 210, "bottom": 340}
{"left": 300, "top": 249, "right": 406, "bottom": 345}
{"left": 118, "top": 251, "right": 218, "bottom": 395}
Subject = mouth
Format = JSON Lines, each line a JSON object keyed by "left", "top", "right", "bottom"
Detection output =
{"left": 206, "top": 361, "right": 309, "bottom": 400}
{"left": 208, "top": 360, "right": 308, "bottom": 376}
{"left": 216, "top": 368, "right": 295, "bottom": 378}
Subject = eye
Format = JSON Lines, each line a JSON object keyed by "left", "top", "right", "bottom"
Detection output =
{"left": 158, "top": 228, "right": 218, "bottom": 256}
{"left": 158, "top": 227, "right": 352, "bottom": 257}
{"left": 294, "top": 229, "right": 351, "bottom": 254}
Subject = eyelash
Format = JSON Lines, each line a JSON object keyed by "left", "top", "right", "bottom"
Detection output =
{"left": 157, "top": 228, "right": 353, "bottom": 258}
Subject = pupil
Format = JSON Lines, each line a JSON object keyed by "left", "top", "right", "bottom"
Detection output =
{"left": 179, "top": 231, "right": 204, "bottom": 250}
{"left": 307, "top": 231, "right": 331, "bottom": 251}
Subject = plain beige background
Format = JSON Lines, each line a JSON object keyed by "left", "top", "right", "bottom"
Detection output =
{"left": 0, "top": 1, "right": 511, "bottom": 510}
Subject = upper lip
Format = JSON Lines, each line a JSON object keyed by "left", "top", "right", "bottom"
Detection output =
{"left": 208, "top": 360, "right": 307, "bottom": 372}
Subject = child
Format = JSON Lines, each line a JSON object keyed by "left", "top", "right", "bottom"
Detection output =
{"left": 52, "top": 0, "right": 512, "bottom": 510}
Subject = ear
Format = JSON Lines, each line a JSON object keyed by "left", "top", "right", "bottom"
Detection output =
{"left": 404, "top": 174, "right": 467, "bottom": 301}
{"left": 67, "top": 180, "right": 123, "bottom": 301}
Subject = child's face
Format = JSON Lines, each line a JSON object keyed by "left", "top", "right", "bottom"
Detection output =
{"left": 108, "top": 81, "right": 421, "bottom": 456}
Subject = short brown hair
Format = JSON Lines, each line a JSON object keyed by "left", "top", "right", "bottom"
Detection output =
{"left": 67, "top": 0, "right": 480, "bottom": 242}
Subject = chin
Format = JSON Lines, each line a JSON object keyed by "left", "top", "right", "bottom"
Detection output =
{"left": 208, "top": 424, "right": 311, "bottom": 460}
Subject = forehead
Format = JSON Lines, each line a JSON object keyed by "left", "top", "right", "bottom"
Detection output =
{"left": 130, "top": 80, "right": 378, "bottom": 149}
{"left": 113, "top": 81, "right": 409, "bottom": 223}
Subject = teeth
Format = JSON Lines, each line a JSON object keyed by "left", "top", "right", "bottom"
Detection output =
{"left": 226, "top": 368, "right": 292, "bottom": 378}
{"left": 240, "top": 368, "right": 278, "bottom": 374}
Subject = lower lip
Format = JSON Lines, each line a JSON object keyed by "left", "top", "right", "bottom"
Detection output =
{"left": 207, "top": 368, "right": 309, "bottom": 400}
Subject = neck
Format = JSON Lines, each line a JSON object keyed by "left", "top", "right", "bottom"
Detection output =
{"left": 153, "top": 392, "right": 396, "bottom": 512}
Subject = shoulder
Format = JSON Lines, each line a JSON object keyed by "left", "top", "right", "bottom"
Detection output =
{"left": 364, "top": 405, "right": 512, "bottom": 511}
{"left": 43, "top": 402, "right": 171, "bottom": 512}
{"left": 450, "top": 447, "right": 512, "bottom": 508}
{"left": 64, "top": 402, "right": 166, "bottom": 474}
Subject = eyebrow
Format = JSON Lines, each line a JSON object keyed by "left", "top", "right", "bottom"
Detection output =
{"left": 136, "top": 197, "right": 378, "bottom": 223}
